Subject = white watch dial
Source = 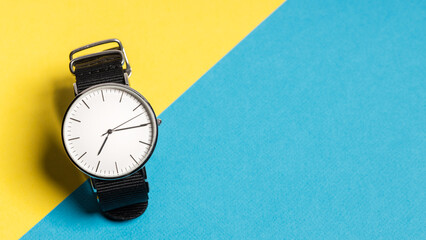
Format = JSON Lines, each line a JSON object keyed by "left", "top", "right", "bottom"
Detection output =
{"left": 62, "top": 84, "right": 158, "bottom": 179}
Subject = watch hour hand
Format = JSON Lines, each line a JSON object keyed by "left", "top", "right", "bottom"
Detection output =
{"left": 97, "top": 133, "right": 110, "bottom": 156}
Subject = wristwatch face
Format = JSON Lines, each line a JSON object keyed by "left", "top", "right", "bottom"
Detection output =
{"left": 62, "top": 83, "right": 158, "bottom": 179}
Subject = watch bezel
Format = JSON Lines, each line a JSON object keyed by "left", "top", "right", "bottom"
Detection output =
{"left": 61, "top": 83, "right": 158, "bottom": 180}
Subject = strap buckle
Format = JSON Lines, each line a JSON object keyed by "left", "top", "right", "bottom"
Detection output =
{"left": 69, "top": 38, "right": 132, "bottom": 77}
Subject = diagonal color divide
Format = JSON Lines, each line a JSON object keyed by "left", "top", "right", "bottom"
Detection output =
{"left": 23, "top": 0, "right": 425, "bottom": 239}
{"left": 0, "top": 1, "right": 284, "bottom": 239}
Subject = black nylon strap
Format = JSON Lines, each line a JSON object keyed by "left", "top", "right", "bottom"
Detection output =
{"left": 74, "top": 53, "right": 126, "bottom": 94}
{"left": 91, "top": 169, "right": 149, "bottom": 221}
{"left": 73, "top": 52, "right": 149, "bottom": 220}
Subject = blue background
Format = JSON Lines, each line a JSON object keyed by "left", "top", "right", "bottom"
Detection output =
{"left": 23, "top": 0, "right": 425, "bottom": 239}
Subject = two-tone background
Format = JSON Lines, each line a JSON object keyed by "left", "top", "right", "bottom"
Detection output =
{"left": 0, "top": 0, "right": 424, "bottom": 239}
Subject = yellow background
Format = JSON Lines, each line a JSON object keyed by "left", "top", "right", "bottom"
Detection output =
{"left": 0, "top": 1, "right": 284, "bottom": 238}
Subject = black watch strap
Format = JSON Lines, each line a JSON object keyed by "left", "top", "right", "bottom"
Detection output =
{"left": 91, "top": 168, "right": 149, "bottom": 221}
{"left": 74, "top": 53, "right": 126, "bottom": 94}
{"left": 71, "top": 43, "right": 149, "bottom": 221}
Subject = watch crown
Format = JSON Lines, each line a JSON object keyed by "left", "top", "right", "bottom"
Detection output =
{"left": 157, "top": 118, "right": 162, "bottom": 126}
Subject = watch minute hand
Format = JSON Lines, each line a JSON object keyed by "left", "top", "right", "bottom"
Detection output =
{"left": 113, "top": 123, "right": 150, "bottom": 132}
{"left": 101, "top": 113, "right": 143, "bottom": 136}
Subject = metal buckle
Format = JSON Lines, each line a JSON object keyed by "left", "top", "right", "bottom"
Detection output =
{"left": 69, "top": 38, "right": 132, "bottom": 77}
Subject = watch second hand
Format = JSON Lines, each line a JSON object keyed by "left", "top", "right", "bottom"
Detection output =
{"left": 101, "top": 113, "right": 143, "bottom": 136}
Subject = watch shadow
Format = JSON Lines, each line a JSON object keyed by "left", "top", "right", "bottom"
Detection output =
{"left": 39, "top": 77, "right": 98, "bottom": 214}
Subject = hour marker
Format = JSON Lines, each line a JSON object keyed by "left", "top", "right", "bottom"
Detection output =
{"left": 139, "top": 140, "right": 151, "bottom": 146}
{"left": 130, "top": 154, "right": 138, "bottom": 164}
{"left": 115, "top": 162, "right": 119, "bottom": 173}
{"left": 96, "top": 161, "right": 100, "bottom": 172}
{"left": 133, "top": 103, "right": 142, "bottom": 111}
{"left": 82, "top": 100, "right": 90, "bottom": 109}
{"left": 101, "top": 90, "right": 105, "bottom": 102}
{"left": 70, "top": 118, "right": 81, "bottom": 122}
{"left": 69, "top": 137, "right": 80, "bottom": 141}
{"left": 119, "top": 92, "right": 124, "bottom": 103}
{"left": 78, "top": 152, "right": 87, "bottom": 160}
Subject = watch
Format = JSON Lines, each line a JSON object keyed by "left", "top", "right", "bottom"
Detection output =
{"left": 62, "top": 39, "right": 160, "bottom": 221}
